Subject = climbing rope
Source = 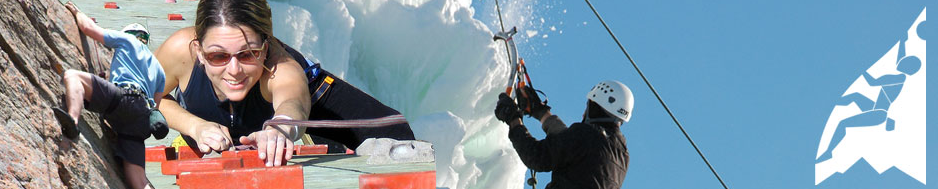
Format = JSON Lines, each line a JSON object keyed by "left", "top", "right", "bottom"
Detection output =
{"left": 263, "top": 115, "right": 409, "bottom": 129}
{"left": 494, "top": 0, "right": 516, "bottom": 83}
{"left": 582, "top": 0, "right": 729, "bottom": 188}
{"left": 72, "top": 2, "right": 99, "bottom": 75}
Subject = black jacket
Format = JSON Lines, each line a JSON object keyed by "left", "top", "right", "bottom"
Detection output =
{"left": 508, "top": 115, "right": 629, "bottom": 189}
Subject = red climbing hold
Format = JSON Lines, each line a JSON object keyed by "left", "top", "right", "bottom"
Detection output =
{"left": 104, "top": 2, "right": 118, "bottom": 9}
{"left": 168, "top": 14, "right": 184, "bottom": 21}
{"left": 145, "top": 145, "right": 176, "bottom": 162}
{"left": 359, "top": 171, "right": 436, "bottom": 189}
{"left": 176, "top": 165, "right": 304, "bottom": 189}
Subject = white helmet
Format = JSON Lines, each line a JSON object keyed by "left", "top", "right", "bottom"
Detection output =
{"left": 586, "top": 80, "right": 634, "bottom": 122}
{"left": 121, "top": 23, "right": 148, "bottom": 35}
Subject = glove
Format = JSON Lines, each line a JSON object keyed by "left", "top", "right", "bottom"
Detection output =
{"left": 516, "top": 86, "right": 551, "bottom": 119}
{"left": 494, "top": 93, "right": 522, "bottom": 124}
{"left": 150, "top": 109, "right": 169, "bottom": 140}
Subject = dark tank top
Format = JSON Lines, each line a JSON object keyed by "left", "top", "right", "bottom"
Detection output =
{"left": 177, "top": 63, "right": 275, "bottom": 145}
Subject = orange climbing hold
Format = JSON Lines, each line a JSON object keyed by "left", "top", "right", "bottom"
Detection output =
{"left": 168, "top": 14, "right": 184, "bottom": 21}
{"left": 161, "top": 157, "right": 243, "bottom": 175}
{"left": 294, "top": 144, "right": 328, "bottom": 155}
{"left": 103, "top": 2, "right": 118, "bottom": 9}
{"left": 176, "top": 165, "right": 304, "bottom": 189}
{"left": 221, "top": 150, "right": 289, "bottom": 167}
{"left": 359, "top": 171, "right": 436, "bottom": 189}
{"left": 176, "top": 146, "right": 204, "bottom": 160}
{"left": 145, "top": 145, "right": 176, "bottom": 162}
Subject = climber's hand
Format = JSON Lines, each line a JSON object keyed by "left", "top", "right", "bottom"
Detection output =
{"left": 517, "top": 86, "right": 551, "bottom": 120}
{"left": 192, "top": 121, "right": 233, "bottom": 153}
{"left": 495, "top": 93, "right": 523, "bottom": 127}
{"left": 239, "top": 126, "right": 294, "bottom": 167}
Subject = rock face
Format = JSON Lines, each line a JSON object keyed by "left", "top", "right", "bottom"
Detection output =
{"left": 0, "top": 0, "right": 126, "bottom": 188}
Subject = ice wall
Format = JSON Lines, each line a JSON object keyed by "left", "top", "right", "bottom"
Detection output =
{"left": 268, "top": 0, "right": 529, "bottom": 188}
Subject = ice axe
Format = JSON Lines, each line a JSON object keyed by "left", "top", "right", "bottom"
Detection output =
{"left": 493, "top": 27, "right": 547, "bottom": 114}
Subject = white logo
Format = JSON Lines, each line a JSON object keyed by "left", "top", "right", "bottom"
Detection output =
{"left": 815, "top": 8, "right": 926, "bottom": 185}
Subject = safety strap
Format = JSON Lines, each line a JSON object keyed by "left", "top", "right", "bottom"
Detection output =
{"left": 295, "top": 52, "right": 329, "bottom": 145}
{"left": 303, "top": 62, "right": 333, "bottom": 104}
{"left": 313, "top": 75, "right": 334, "bottom": 103}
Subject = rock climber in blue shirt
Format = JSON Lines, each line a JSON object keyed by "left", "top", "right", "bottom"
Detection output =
{"left": 53, "top": 2, "right": 168, "bottom": 189}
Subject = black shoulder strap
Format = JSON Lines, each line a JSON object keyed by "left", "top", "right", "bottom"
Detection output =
{"left": 279, "top": 41, "right": 332, "bottom": 104}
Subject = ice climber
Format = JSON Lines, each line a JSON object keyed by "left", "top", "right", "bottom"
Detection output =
{"left": 495, "top": 80, "right": 633, "bottom": 189}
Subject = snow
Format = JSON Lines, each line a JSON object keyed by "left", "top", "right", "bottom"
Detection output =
{"left": 526, "top": 30, "right": 539, "bottom": 38}
{"left": 268, "top": 0, "right": 531, "bottom": 188}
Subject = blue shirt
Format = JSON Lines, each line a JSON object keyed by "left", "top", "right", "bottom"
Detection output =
{"left": 102, "top": 30, "right": 165, "bottom": 103}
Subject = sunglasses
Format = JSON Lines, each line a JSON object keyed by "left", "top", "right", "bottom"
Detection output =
{"left": 199, "top": 40, "right": 268, "bottom": 67}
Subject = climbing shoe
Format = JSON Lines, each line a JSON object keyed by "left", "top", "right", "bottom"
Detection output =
{"left": 53, "top": 107, "right": 80, "bottom": 140}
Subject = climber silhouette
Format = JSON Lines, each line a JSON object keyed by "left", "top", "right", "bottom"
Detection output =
{"left": 817, "top": 39, "right": 922, "bottom": 162}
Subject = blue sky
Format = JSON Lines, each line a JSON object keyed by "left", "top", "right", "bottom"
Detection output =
{"left": 473, "top": 0, "right": 935, "bottom": 188}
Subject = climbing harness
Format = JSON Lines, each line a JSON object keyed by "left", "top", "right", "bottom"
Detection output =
{"left": 583, "top": 0, "right": 730, "bottom": 188}
{"left": 303, "top": 62, "right": 334, "bottom": 104}
{"left": 299, "top": 58, "right": 334, "bottom": 145}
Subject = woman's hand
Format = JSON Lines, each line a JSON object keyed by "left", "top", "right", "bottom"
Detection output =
{"left": 192, "top": 121, "right": 233, "bottom": 153}
{"left": 239, "top": 125, "right": 295, "bottom": 167}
